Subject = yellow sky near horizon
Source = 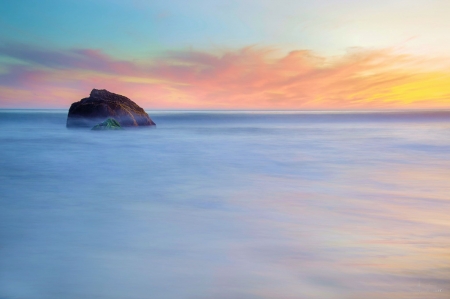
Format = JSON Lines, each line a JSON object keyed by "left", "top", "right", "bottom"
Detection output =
{"left": 1, "top": 46, "right": 449, "bottom": 109}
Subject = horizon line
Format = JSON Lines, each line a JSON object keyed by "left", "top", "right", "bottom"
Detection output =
{"left": 2, "top": 108, "right": 450, "bottom": 113}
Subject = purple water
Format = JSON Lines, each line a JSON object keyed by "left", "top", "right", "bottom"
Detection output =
{"left": 1, "top": 110, "right": 449, "bottom": 299}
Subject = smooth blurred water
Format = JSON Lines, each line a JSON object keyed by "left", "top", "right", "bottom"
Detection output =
{"left": 1, "top": 110, "right": 450, "bottom": 299}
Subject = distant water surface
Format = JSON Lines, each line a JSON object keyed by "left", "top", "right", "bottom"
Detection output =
{"left": 1, "top": 110, "right": 450, "bottom": 299}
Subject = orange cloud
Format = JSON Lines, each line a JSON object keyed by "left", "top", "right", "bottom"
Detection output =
{"left": 1, "top": 45, "right": 449, "bottom": 109}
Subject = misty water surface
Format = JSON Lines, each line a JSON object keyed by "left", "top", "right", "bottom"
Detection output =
{"left": 0, "top": 110, "right": 449, "bottom": 299}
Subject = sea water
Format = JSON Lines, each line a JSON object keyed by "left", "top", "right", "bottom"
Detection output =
{"left": 0, "top": 110, "right": 449, "bottom": 299}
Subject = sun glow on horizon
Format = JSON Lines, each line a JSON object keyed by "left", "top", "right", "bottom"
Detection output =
{"left": 0, "top": 45, "right": 449, "bottom": 110}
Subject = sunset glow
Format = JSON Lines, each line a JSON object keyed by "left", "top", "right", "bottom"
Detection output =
{"left": 1, "top": 0, "right": 450, "bottom": 109}
{"left": 1, "top": 45, "right": 450, "bottom": 109}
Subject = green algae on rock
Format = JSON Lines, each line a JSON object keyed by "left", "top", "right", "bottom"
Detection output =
{"left": 91, "top": 118, "right": 122, "bottom": 130}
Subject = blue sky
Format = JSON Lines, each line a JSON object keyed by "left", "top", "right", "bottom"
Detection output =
{"left": 2, "top": 0, "right": 449, "bottom": 57}
{"left": 1, "top": 0, "right": 450, "bottom": 108}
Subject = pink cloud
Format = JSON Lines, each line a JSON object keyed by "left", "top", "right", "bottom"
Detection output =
{"left": 1, "top": 44, "right": 449, "bottom": 109}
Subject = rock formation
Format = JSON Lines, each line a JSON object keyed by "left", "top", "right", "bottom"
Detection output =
{"left": 66, "top": 89, "right": 156, "bottom": 128}
{"left": 92, "top": 118, "right": 122, "bottom": 130}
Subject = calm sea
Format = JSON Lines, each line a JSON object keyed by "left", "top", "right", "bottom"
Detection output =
{"left": 1, "top": 110, "right": 449, "bottom": 299}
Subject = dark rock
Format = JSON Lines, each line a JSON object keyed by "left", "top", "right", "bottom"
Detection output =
{"left": 66, "top": 89, "right": 156, "bottom": 128}
{"left": 92, "top": 118, "right": 122, "bottom": 130}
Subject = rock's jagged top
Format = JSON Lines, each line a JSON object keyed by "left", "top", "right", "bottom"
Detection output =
{"left": 66, "top": 89, "right": 155, "bottom": 128}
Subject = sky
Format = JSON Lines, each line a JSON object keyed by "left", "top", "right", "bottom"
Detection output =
{"left": 0, "top": 0, "right": 450, "bottom": 109}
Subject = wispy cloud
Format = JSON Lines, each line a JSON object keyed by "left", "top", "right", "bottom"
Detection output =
{"left": 0, "top": 43, "right": 449, "bottom": 109}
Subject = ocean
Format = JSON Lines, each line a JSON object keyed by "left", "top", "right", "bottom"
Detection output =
{"left": 0, "top": 110, "right": 449, "bottom": 299}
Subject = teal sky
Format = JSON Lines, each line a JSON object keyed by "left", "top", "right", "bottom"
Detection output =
{"left": 2, "top": 0, "right": 449, "bottom": 57}
{"left": 1, "top": 0, "right": 450, "bottom": 109}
